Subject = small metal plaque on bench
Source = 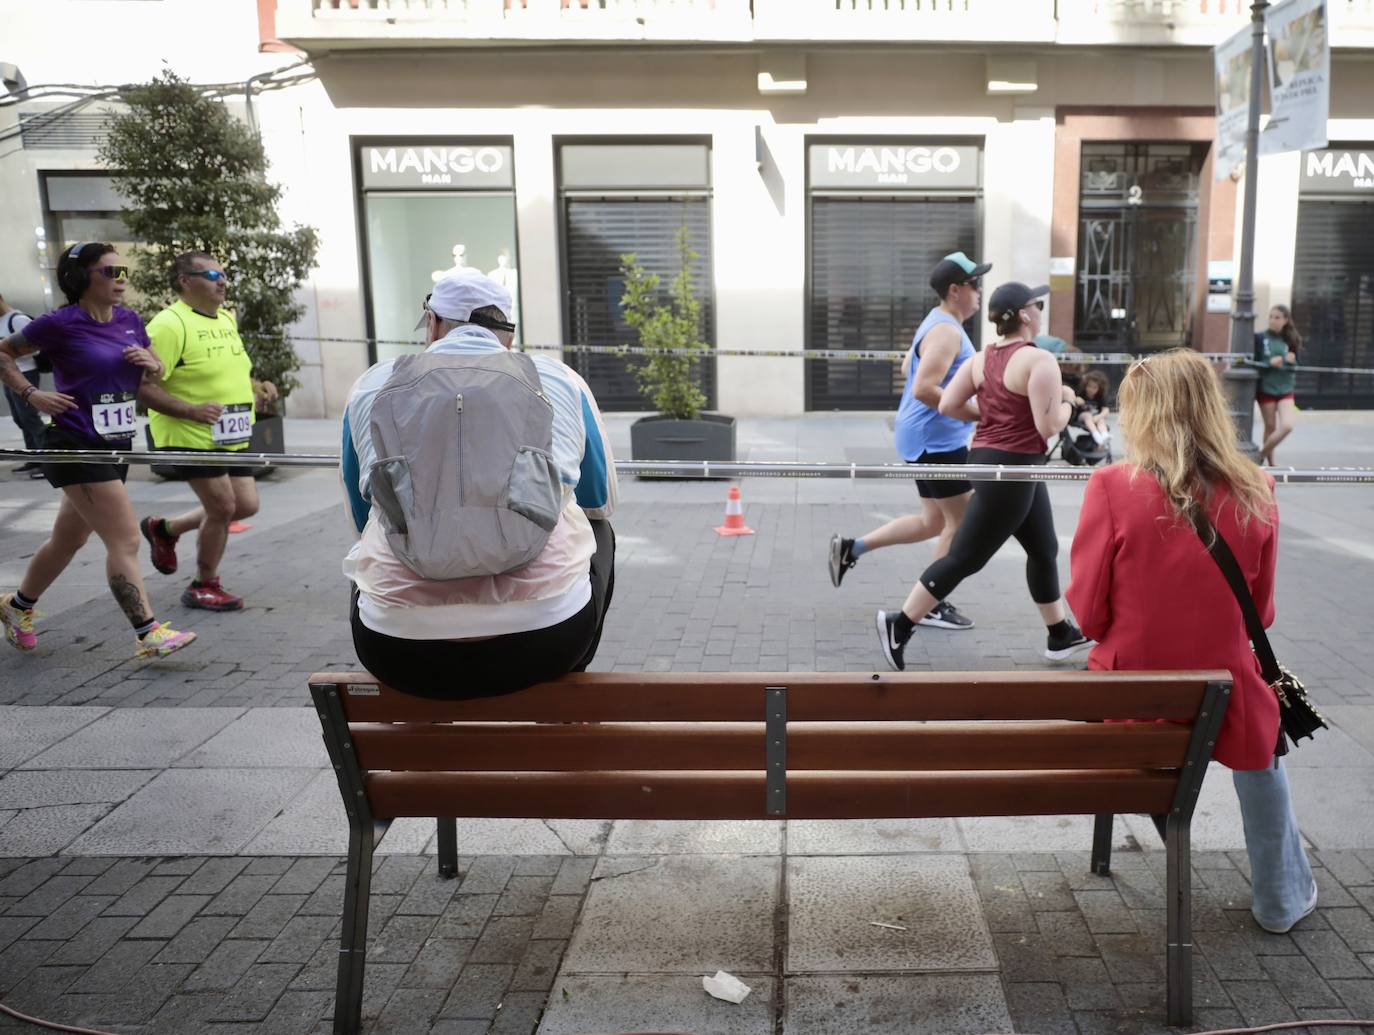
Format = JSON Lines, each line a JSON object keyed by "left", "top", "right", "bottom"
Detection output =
{"left": 346, "top": 684, "right": 381, "bottom": 696}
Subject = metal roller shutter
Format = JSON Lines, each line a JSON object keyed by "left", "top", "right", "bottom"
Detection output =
{"left": 808, "top": 196, "right": 978, "bottom": 410}
{"left": 563, "top": 197, "right": 715, "bottom": 412}
{"left": 1292, "top": 199, "right": 1374, "bottom": 409}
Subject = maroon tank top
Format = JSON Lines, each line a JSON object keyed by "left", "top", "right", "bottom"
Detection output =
{"left": 970, "top": 341, "right": 1048, "bottom": 454}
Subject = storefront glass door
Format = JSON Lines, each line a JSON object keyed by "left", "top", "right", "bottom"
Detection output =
{"left": 364, "top": 193, "right": 519, "bottom": 364}
{"left": 1075, "top": 143, "right": 1203, "bottom": 352}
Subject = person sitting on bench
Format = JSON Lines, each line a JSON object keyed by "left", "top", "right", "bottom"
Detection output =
{"left": 339, "top": 268, "right": 618, "bottom": 698}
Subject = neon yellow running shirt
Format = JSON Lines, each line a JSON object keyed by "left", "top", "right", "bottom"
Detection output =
{"left": 146, "top": 300, "right": 256, "bottom": 451}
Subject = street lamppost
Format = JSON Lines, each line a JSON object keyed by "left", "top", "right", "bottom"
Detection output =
{"left": 1223, "top": 0, "right": 1271, "bottom": 457}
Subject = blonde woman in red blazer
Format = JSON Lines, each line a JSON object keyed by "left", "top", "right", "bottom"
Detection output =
{"left": 1067, "top": 349, "right": 1316, "bottom": 934}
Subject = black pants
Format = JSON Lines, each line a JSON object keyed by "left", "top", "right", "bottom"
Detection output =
{"left": 918, "top": 448, "right": 1061, "bottom": 605}
{"left": 351, "top": 519, "right": 616, "bottom": 699}
{"left": 4, "top": 369, "right": 44, "bottom": 451}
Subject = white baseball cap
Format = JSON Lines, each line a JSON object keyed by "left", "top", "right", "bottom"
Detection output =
{"left": 417, "top": 267, "right": 514, "bottom": 330}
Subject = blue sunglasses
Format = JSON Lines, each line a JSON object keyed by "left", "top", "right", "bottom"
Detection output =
{"left": 185, "top": 269, "right": 228, "bottom": 283}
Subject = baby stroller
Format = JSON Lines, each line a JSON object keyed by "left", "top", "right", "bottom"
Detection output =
{"left": 1050, "top": 405, "right": 1113, "bottom": 466}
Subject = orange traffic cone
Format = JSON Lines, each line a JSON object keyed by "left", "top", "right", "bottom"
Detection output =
{"left": 714, "top": 485, "right": 755, "bottom": 537}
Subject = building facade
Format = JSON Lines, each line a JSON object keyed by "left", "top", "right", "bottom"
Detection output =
{"left": 2, "top": 0, "right": 1373, "bottom": 416}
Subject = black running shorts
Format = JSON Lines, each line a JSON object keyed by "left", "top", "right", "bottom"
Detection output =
{"left": 909, "top": 446, "right": 972, "bottom": 500}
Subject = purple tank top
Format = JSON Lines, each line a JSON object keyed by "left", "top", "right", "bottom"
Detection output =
{"left": 970, "top": 341, "right": 1047, "bottom": 454}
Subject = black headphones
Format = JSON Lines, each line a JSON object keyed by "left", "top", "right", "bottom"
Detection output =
{"left": 57, "top": 242, "right": 97, "bottom": 302}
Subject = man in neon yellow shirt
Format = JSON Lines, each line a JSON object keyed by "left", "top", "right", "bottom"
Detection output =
{"left": 138, "top": 252, "right": 276, "bottom": 611}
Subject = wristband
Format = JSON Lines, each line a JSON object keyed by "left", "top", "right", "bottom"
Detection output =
{"left": 20, "top": 385, "right": 37, "bottom": 402}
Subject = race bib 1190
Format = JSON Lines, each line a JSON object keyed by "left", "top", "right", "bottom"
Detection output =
{"left": 211, "top": 403, "right": 253, "bottom": 447}
{"left": 91, "top": 392, "right": 136, "bottom": 440}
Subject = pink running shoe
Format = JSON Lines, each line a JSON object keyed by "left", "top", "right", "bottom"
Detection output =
{"left": 135, "top": 622, "right": 197, "bottom": 659}
{"left": 0, "top": 593, "right": 38, "bottom": 652}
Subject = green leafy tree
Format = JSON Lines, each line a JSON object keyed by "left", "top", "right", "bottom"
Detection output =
{"left": 98, "top": 70, "right": 318, "bottom": 407}
{"left": 619, "top": 226, "right": 709, "bottom": 420}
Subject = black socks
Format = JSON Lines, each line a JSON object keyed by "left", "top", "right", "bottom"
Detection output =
{"left": 894, "top": 610, "right": 916, "bottom": 642}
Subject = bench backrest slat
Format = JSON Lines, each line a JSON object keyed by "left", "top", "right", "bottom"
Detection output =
{"left": 349, "top": 720, "right": 1193, "bottom": 773}
{"left": 314, "top": 670, "right": 1217, "bottom": 723}
{"left": 363, "top": 769, "right": 1179, "bottom": 821}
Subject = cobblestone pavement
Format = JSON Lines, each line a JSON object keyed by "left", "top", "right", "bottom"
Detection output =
{"left": 2, "top": 847, "right": 1374, "bottom": 1034}
{"left": 2, "top": 412, "right": 1373, "bottom": 1033}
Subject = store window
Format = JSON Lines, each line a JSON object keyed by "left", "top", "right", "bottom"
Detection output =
{"left": 357, "top": 141, "right": 519, "bottom": 364}
{"left": 806, "top": 141, "right": 982, "bottom": 411}
{"left": 559, "top": 142, "right": 714, "bottom": 411}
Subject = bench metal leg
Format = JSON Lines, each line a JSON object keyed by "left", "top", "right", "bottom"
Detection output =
{"left": 1091, "top": 814, "right": 1113, "bottom": 875}
{"left": 333, "top": 820, "right": 376, "bottom": 1035}
{"left": 1165, "top": 813, "right": 1193, "bottom": 1027}
{"left": 436, "top": 817, "right": 458, "bottom": 880}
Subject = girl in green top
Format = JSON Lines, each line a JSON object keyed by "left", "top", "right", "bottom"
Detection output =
{"left": 1254, "top": 304, "right": 1301, "bottom": 466}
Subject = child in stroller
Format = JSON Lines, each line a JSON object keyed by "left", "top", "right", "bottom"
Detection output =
{"left": 1052, "top": 369, "right": 1113, "bottom": 466}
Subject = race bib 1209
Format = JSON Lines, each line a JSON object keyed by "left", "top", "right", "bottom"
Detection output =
{"left": 91, "top": 392, "right": 136, "bottom": 440}
{"left": 211, "top": 403, "right": 253, "bottom": 446}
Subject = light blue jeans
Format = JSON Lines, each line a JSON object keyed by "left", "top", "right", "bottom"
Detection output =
{"left": 1232, "top": 758, "right": 1316, "bottom": 931}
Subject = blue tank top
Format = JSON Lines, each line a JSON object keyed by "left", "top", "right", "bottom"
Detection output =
{"left": 893, "top": 308, "right": 976, "bottom": 460}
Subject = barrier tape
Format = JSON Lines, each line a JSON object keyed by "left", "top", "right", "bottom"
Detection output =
{"left": 228, "top": 333, "right": 1374, "bottom": 377}
{"left": 6, "top": 448, "right": 1374, "bottom": 484}
{"left": 249, "top": 332, "right": 1179, "bottom": 364}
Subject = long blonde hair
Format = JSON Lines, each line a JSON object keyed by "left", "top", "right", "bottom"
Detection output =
{"left": 1117, "top": 349, "right": 1274, "bottom": 530}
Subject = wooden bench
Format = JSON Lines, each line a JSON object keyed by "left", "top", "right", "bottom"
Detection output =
{"left": 308, "top": 669, "right": 1230, "bottom": 1035}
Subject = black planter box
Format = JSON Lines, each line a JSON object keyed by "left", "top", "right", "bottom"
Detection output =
{"left": 144, "top": 414, "right": 284, "bottom": 480}
{"left": 630, "top": 414, "right": 736, "bottom": 476}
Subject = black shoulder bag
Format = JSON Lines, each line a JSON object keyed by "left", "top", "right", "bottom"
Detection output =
{"left": 1190, "top": 509, "right": 1327, "bottom": 755}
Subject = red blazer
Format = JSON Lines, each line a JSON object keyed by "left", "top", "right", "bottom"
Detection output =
{"left": 1067, "top": 463, "right": 1279, "bottom": 771}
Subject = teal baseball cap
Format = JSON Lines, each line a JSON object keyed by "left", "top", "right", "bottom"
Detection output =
{"left": 930, "top": 251, "right": 992, "bottom": 298}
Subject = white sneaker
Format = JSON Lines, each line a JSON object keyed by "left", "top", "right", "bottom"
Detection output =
{"left": 1256, "top": 879, "right": 1318, "bottom": 934}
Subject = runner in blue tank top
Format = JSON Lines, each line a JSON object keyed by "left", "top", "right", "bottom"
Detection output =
{"left": 827, "top": 251, "right": 989, "bottom": 631}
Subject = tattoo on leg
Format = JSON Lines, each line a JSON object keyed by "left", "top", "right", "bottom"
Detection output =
{"left": 108, "top": 573, "right": 150, "bottom": 627}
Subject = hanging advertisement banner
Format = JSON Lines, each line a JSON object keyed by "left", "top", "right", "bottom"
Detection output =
{"left": 1214, "top": 24, "right": 1253, "bottom": 180}
{"left": 1261, "top": 0, "right": 1330, "bottom": 157}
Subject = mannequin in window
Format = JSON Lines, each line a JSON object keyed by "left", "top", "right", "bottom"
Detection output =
{"left": 487, "top": 251, "right": 519, "bottom": 326}
{"left": 431, "top": 243, "right": 469, "bottom": 284}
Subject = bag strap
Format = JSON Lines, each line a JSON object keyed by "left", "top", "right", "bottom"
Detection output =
{"left": 1189, "top": 507, "right": 1281, "bottom": 684}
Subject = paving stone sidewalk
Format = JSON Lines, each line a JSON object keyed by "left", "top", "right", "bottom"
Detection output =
{"left": 3, "top": 845, "right": 1374, "bottom": 1034}
{"left": 3, "top": 413, "right": 1374, "bottom": 1033}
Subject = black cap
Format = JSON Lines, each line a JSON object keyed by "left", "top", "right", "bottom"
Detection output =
{"left": 987, "top": 281, "right": 1050, "bottom": 320}
{"left": 929, "top": 251, "right": 992, "bottom": 298}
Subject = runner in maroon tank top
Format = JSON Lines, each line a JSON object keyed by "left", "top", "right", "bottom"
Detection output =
{"left": 874, "top": 281, "right": 1094, "bottom": 670}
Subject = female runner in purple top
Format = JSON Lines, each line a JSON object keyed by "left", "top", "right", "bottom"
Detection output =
{"left": 0, "top": 242, "right": 196, "bottom": 659}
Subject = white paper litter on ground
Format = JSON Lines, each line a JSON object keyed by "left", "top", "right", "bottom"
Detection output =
{"left": 868, "top": 920, "right": 908, "bottom": 931}
{"left": 702, "top": 970, "right": 752, "bottom": 1004}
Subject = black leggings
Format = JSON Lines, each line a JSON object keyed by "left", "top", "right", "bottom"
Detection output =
{"left": 351, "top": 519, "right": 616, "bottom": 699}
{"left": 917, "top": 448, "right": 1061, "bottom": 605}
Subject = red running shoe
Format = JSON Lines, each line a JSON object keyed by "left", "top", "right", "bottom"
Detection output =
{"left": 181, "top": 578, "right": 244, "bottom": 612}
{"left": 141, "top": 517, "right": 180, "bottom": 575}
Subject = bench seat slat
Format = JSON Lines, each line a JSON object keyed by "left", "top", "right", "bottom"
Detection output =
{"left": 349, "top": 721, "right": 1193, "bottom": 773}
{"left": 363, "top": 769, "right": 1178, "bottom": 821}
{"left": 314, "top": 670, "right": 1225, "bottom": 723}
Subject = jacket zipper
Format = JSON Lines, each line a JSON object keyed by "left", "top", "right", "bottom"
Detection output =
{"left": 455, "top": 392, "right": 464, "bottom": 506}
